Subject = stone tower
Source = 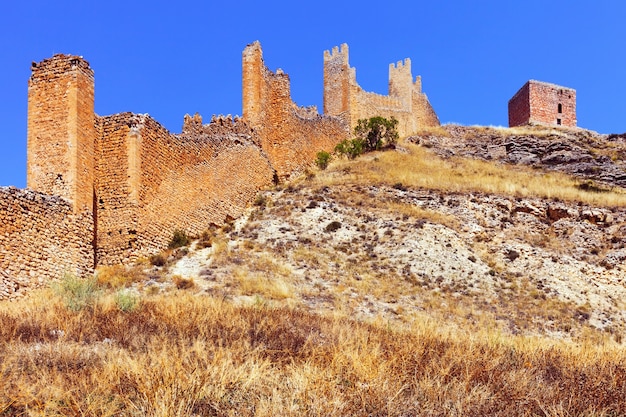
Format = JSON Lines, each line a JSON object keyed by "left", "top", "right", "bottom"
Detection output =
{"left": 27, "top": 54, "right": 96, "bottom": 213}
{"left": 508, "top": 80, "right": 577, "bottom": 128}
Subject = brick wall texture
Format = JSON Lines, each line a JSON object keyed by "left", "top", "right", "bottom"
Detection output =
{"left": 1, "top": 43, "right": 441, "bottom": 298}
{"left": 0, "top": 187, "right": 93, "bottom": 299}
{"left": 508, "top": 80, "right": 576, "bottom": 127}
{"left": 242, "top": 41, "right": 350, "bottom": 180}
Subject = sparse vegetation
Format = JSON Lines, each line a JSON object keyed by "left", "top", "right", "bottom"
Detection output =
{"left": 6, "top": 129, "right": 626, "bottom": 415}
{"left": 53, "top": 273, "right": 99, "bottom": 311}
{"left": 315, "top": 150, "right": 331, "bottom": 170}
{"left": 1, "top": 289, "right": 625, "bottom": 416}
{"left": 168, "top": 229, "right": 190, "bottom": 249}
{"left": 320, "top": 142, "right": 626, "bottom": 206}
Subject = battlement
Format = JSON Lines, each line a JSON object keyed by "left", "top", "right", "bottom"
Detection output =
{"left": 323, "top": 44, "right": 349, "bottom": 62}
{"left": 324, "top": 44, "right": 439, "bottom": 137}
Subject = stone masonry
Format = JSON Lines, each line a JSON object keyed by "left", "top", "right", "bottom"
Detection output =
{"left": 323, "top": 44, "right": 440, "bottom": 138}
{"left": 242, "top": 41, "right": 349, "bottom": 180}
{"left": 508, "top": 80, "right": 576, "bottom": 128}
{"left": 0, "top": 42, "right": 441, "bottom": 299}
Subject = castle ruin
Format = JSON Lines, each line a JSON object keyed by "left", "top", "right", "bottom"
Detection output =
{"left": 323, "top": 44, "right": 439, "bottom": 137}
{"left": 508, "top": 80, "right": 576, "bottom": 128}
{"left": 0, "top": 42, "right": 440, "bottom": 300}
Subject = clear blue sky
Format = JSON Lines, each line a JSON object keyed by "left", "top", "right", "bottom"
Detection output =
{"left": 1, "top": 0, "right": 624, "bottom": 187}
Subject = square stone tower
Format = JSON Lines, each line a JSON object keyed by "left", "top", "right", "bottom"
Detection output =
{"left": 27, "top": 54, "right": 96, "bottom": 213}
{"left": 508, "top": 80, "right": 576, "bottom": 128}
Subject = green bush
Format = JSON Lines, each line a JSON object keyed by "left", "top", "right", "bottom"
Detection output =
{"left": 334, "top": 138, "right": 365, "bottom": 159}
{"left": 354, "top": 116, "right": 399, "bottom": 151}
{"left": 168, "top": 229, "right": 190, "bottom": 249}
{"left": 54, "top": 273, "right": 99, "bottom": 311}
{"left": 315, "top": 150, "right": 331, "bottom": 170}
{"left": 115, "top": 289, "right": 140, "bottom": 312}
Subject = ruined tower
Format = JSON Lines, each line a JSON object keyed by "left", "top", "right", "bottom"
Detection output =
{"left": 323, "top": 44, "right": 439, "bottom": 137}
{"left": 27, "top": 54, "right": 96, "bottom": 213}
{"left": 508, "top": 80, "right": 577, "bottom": 128}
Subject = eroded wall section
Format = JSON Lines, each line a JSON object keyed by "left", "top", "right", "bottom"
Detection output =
{"left": 95, "top": 112, "right": 275, "bottom": 265}
{"left": 243, "top": 41, "right": 349, "bottom": 180}
{"left": 323, "top": 44, "right": 439, "bottom": 138}
{"left": 0, "top": 187, "right": 93, "bottom": 300}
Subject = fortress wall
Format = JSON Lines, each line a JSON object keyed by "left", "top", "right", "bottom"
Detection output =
{"left": 0, "top": 187, "right": 93, "bottom": 300}
{"left": 95, "top": 112, "right": 276, "bottom": 265}
{"left": 412, "top": 90, "right": 441, "bottom": 130}
{"left": 94, "top": 113, "right": 141, "bottom": 264}
{"left": 324, "top": 44, "right": 439, "bottom": 138}
{"left": 243, "top": 41, "right": 349, "bottom": 179}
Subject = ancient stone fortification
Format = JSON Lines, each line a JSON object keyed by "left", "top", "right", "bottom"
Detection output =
{"left": 0, "top": 187, "right": 93, "bottom": 299}
{"left": 0, "top": 43, "right": 440, "bottom": 299}
{"left": 323, "top": 44, "right": 440, "bottom": 138}
{"left": 508, "top": 80, "right": 576, "bottom": 128}
{"left": 243, "top": 41, "right": 349, "bottom": 180}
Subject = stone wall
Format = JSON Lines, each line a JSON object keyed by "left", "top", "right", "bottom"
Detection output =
{"left": 509, "top": 80, "right": 577, "bottom": 127}
{"left": 1, "top": 42, "right": 440, "bottom": 299}
{"left": 95, "top": 112, "right": 276, "bottom": 265}
{"left": 0, "top": 187, "right": 93, "bottom": 300}
{"left": 323, "top": 44, "right": 440, "bottom": 138}
{"left": 243, "top": 41, "right": 349, "bottom": 180}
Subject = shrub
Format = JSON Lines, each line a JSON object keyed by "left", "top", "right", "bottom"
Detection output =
{"left": 173, "top": 275, "right": 195, "bottom": 290}
{"left": 149, "top": 253, "right": 167, "bottom": 267}
{"left": 315, "top": 150, "right": 331, "bottom": 170}
{"left": 114, "top": 289, "right": 140, "bottom": 312}
{"left": 334, "top": 138, "right": 365, "bottom": 159}
{"left": 54, "top": 273, "right": 99, "bottom": 311}
{"left": 325, "top": 221, "right": 342, "bottom": 233}
{"left": 168, "top": 229, "right": 190, "bottom": 249}
{"left": 354, "top": 116, "right": 399, "bottom": 151}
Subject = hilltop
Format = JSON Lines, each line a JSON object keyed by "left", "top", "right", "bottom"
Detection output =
{"left": 2, "top": 124, "right": 626, "bottom": 415}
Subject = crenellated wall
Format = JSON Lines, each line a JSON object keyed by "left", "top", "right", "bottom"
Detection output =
{"left": 0, "top": 187, "right": 93, "bottom": 299}
{"left": 242, "top": 41, "right": 349, "bottom": 180}
{"left": 323, "top": 44, "right": 440, "bottom": 137}
{"left": 1, "top": 42, "right": 441, "bottom": 298}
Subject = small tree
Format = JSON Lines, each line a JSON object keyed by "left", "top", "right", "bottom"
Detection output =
{"left": 315, "top": 150, "right": 331, "bottom": 170}
{"left": 334, "top": 137, "right": 365, "bottom": 160}
{"left": 354, "top": 116, "right": 399, "bottom": 151}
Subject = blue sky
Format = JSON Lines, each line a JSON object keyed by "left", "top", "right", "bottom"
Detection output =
{"left": 1, "top": 1, "right": 624, "bottom": 187}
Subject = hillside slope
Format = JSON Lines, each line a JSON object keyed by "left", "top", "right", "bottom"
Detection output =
{"left": 157, "top": 125, "right": 626, "bottom": 340}
{"left": 3, "top": 124, "right": 626, "bottom": 416}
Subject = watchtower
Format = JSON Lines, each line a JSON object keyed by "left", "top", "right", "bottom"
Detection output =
{"left": 27, "top": 54, "right": 96, "bottom": 213}
{"left": 508, "top": 80, "right": 576, "bottom": 128}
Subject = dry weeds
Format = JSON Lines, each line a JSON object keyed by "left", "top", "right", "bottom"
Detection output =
{"left": 1, "top": 288, "right": 625, "bottom": 416}
{"left": 317, "top": 142, "right": 626, "bottom": 207}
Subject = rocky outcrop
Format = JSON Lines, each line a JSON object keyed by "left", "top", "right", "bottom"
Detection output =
{"left": 410, "top": 125, "right": 626, "bottom": 187}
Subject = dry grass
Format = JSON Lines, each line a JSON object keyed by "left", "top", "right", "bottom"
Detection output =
{"left": 1, "top": 287, "right": 625, "bottom": 416}
{"left": 317, "top": 142, "right": 626, "bottom": 207}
